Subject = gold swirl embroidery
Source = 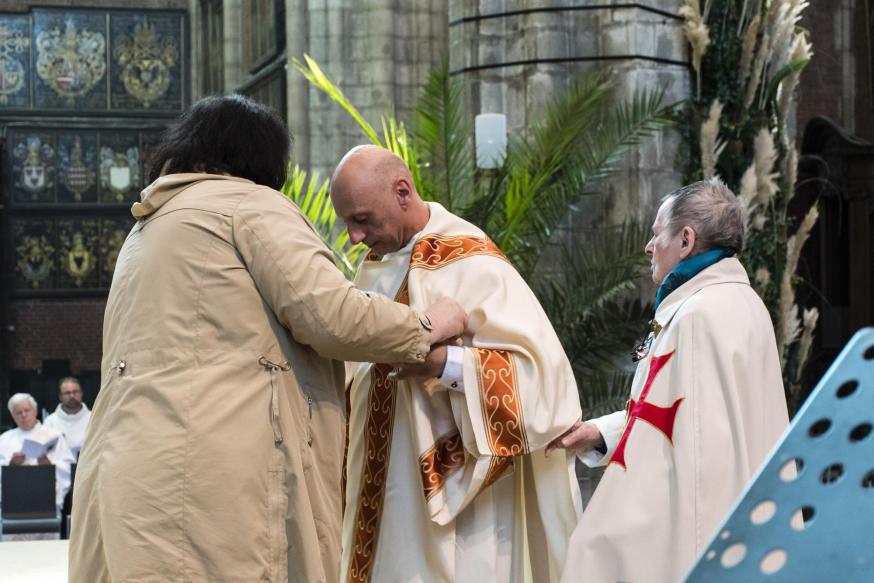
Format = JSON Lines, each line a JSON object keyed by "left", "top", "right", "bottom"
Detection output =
{"left": 482, "top": 456, "right": 514, "bottom": 491}
{"left": 347, "top": 278, "right": 408, "bottom": 583}
{"left": 410, "top": 234, "right": 509, "bottom": 271}
{"left": 473, "top": 348, "right": 529, "bottom": 457}
{"left": 419, "top": 429, "right": 466, "bottom": 502}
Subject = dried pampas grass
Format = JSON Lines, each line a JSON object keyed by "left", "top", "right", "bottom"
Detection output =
{"left": 738, "top": 163, "right": 759, "bottom": 232}
{"left": 753, "top": 129, "right": 779, "bottom": 207}
{"left": 680, "top": 0, "right": 711, "bottom": 98}
{"left": 700, "top": 100, "right": 726, "bottom": 179}
{"left": 739, "top": 13, "right": 762, "bottom": 82}
{"left": 794, "top": 307, "right": 819, "bottom": 383}
{"left": 777, "top": 204, "right": 819, "bottom": 363}
{"left": 778, "top": 33, "right": 813, "bottom": 120}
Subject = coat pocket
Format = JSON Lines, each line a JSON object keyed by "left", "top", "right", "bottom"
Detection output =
{"left": 267, "top": 459, "right": 289, "bottom": 582}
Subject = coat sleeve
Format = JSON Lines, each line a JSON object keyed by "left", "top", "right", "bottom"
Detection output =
{"left": 232, "top": 188, "right": 430, "bottom": 364}
{"left": 577, "top": 410, "right": 627, "bottom": 467}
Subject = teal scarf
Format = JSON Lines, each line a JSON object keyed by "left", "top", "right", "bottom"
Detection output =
{"left": 654, "top": 248, "right": 734, "bottom": 310}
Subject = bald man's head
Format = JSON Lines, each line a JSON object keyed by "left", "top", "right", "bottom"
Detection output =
{"left": 330, "top": 145, "right": 429, "bottom": 256}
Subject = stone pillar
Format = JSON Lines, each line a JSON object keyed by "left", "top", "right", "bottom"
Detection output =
{"left": 286, "top": 0, "right": 310, "bottom": 167}
{"left": 291, "top": 0, "right": 449, "bottom": 177}
{"left": 448, "top": 1, "right": 690, "bottom": 229}
{"left": 222, "top": 0, "right": 244, "bottom": 91}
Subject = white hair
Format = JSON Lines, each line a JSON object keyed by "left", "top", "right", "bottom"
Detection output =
{"left": 8, "top": 393, "right": 37, "bottom": 413}
{"left": 662, "top": 177, "right": 745, "bottom": 253}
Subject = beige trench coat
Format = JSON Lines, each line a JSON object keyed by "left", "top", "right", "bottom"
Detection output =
{"left": 69, "top": 174, "right": 432, "bottom": 583}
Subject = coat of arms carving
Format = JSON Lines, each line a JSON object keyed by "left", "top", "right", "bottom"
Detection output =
{"left": 65, "top": 231, "right": 96, "bottom": 286}
{"left": 100, "top": 146, "right": 140, "bottom": 202}
{"left": 114, "top": 22, "right": 178, "bottom": 108}
{"left": 60, "top": 135, "right": 95, "bottom": 201}
{"left": 36, "top": 21, "right": 106, "bottom": 98}
{"left": 0, "top": 24, "right": 29, "bottom": 104}
{"left": 13, "top": 136, "right": 55, "bottom": 198}
{"left": 102, "top": 227, "right": 128, "bottom": 281}
{"left": 16, "top": 235, "right": 55, "bottom": 288}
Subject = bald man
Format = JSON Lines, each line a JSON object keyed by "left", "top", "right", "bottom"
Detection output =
{"left": 331, "top": 145, "right": 582, "bottom": 583}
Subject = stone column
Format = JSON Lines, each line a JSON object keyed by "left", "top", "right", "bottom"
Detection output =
{"left": 222, "top": 0, "right": 244, "bottom": 91}
{"left": 293, "top": 0, "right": 449, "bottom": 177}
{"left": 448, "top": 1, "right": 690, "bottom": 228}
{"left": 286, "top": 0, "right": 310, "bottom": 167}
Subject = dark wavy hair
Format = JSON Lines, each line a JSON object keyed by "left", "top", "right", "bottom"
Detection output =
{"left": 147, "top": 94, "right": 291, "bottom": 190}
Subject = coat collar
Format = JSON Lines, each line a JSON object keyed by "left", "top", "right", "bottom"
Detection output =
{"left": 654, "top": 257, "right": 751, "bottom": 329}
{"left": 132, "top": 173, "right": 254, "bottom": 219}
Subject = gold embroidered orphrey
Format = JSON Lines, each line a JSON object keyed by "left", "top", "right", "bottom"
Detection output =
{"left": 347, "top": 278, "right": 409, "bottom": 583}
{"left": 36, "top": 21, "right": 106, "bottom": 98}
{"left": 348, "top": 234, "right": 520, "bottom": 582}
{"left": 113, "top": 20, "right": 178, "bottom": 108}
{"left": 0, "top": 24, "right": 30, "bottom": 104}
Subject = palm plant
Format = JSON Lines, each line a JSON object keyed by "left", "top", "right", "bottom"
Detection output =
{"left": 288, "top": 55, "right": 674, "bottom": 415}
{"left": 279, "top": 164, "right": 366, "bottom": 278}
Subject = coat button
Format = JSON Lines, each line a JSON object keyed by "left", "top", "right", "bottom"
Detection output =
{"left": 451, "top": 382, "right": 458, "bottom": 389}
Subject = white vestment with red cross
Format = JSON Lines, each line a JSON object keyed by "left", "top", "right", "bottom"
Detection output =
{"left": 562, "top": 258, "right": 790, "bottom": 583}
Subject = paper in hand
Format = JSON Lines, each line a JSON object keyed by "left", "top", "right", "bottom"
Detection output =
{"left": 21, "top": 434, "right": 59, "bottom": 459}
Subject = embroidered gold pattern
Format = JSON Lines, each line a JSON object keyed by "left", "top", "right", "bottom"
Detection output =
{"left": 482, "top": 456, "right": 514, "bottom": 491}
{"left": 473, "top": 348, "right": 529, "bottom": 457}
{"left": 347, "top": 278, "right": 408, "bottom": 583}
{"left": 419, "top": 430, "right": 466, "bottom": 501}
{"left": 410, "top": 234, "right": 509, "bottom": 271}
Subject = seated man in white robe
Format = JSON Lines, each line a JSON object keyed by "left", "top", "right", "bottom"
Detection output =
{"left": 548, "top": 178, "right": 790, "bottom": 583}
{"left": 44, "top": 376, "right": 92, "bottom": 458}
{"left": 0, "top": 393, "right": 75, "bottom": 508}
{"left": 331, "top": 145, "right": 583, "bottom": 583}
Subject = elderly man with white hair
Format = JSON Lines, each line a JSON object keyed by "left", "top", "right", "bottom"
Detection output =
{"left": 0, "top": 393, "right": 75, "bottom": 507}
{"left": 548, "top": 178, "right": 790, "bottom": 583}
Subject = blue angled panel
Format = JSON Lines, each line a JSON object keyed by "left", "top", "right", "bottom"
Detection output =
{"left": 685, "top": 327, "right": 874, "bottom": 582}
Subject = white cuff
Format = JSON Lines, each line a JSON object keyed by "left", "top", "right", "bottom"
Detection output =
{"left": 577, "top": 411, "right": 627, "bottom": 468}
{"left": 438, "top": 345, "right": 465, "bottom": 393}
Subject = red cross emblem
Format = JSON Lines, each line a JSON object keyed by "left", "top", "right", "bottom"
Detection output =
{"left": 609, "top": 351, "right": 684, "bottom": 470}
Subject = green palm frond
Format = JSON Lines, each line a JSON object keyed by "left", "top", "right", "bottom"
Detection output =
{"left": 280, "top": 164, "right": 366, "bottom": 277}
{"left": 539, "top": 221, "right": 653, "bottom": 384}
{"left": 579, "top": 369, "right": 635, "bottom": 418}
{"left": 292, "top": 54, "right": 382, "bottom": 144}
{"left": 412, "top": 59, "right": 475, "bottom": 211}
{"left": 479, "top": 74, "right": 674, "bottom": 276}
{"left": 293, "top": 54, "right": 425, "bottom": 193}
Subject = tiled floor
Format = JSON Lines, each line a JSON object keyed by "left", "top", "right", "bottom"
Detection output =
{"left": 0, "top": 539, "right": 68, "bottom": 582}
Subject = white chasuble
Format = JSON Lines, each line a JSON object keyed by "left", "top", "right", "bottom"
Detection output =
{"left": 562, "top": 258, "right": 790, "bottom": 583}
{"left": 342, "top": 203, "right": 582, "bottom": 583}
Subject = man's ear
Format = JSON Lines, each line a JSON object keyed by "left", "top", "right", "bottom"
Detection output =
{"left": 679, "top": 226, "right": 697, "bottom": 259}
{"left": 395, "top": 177, "right": 413, "bottom": 208}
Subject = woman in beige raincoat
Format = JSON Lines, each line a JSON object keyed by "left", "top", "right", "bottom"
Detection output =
{"left": 69, "top": 95, "right": 466, "bottom": 583}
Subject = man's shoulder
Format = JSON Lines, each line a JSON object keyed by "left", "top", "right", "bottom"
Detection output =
{"left": 673, "top": 280, "right": 772, "bottom": 340}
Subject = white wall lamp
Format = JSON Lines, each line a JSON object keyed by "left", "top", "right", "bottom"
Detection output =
{"left": 475, "top": 113, "right": 508, "bottom": 169}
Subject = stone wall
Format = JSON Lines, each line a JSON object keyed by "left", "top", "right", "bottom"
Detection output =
{"left": 286, "top": 0, "right": 449, "bottom": 174}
